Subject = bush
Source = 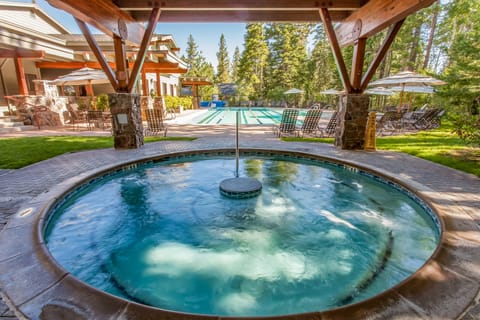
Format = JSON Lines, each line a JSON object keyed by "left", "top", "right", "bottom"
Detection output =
{"left": 451, "top": 113, "right": 480, "bottom": 144}
{"left": 163, "top": 95, "right": 193, "bottom": 110}
{"left": 95, "top": 94, "right": 109, "bottom": 111}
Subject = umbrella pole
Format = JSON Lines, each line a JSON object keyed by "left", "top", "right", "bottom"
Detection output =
{"left": 397, "top": 83, "right": 405, "bottom": 113}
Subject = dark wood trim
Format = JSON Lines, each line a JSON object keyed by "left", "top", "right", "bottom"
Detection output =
{"left": 113, "top": 35, "right": 129, "bottom": 92}
{"left": 127, "top": 8, "right": 161, "bottom": 93}
{"left": 319, "top": 8, "right": 352, "bottom": 93}
{"left": 351, "top": 37, "right": 366, "bottom": 92}
{"left": 76, "top": 19, "right": 119, "bottom": 91}
{"left": 360, "top": 19, "right": 404, "bottom": 91}
{"left": 335, "top": 0, "right": 436, "bottom": 46}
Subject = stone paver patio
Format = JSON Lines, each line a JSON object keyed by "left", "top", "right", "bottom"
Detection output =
{"left": 0, "top": 124, "right": 479, "bottom": 319}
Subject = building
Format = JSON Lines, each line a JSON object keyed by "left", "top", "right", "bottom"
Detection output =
{"left": 0, "top": 1, "right": 187, "bottom": 107}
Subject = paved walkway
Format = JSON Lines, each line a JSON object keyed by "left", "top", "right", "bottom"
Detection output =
{"left": 0, "top": 125, "right": 479, "bottom": 319}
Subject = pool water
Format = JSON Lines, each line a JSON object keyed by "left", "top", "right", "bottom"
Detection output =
{"left": 45, "top": 155, "right": 439, "bottom": 317}
{"left": 190, "top": 107, "right": 333, "bottom": 125}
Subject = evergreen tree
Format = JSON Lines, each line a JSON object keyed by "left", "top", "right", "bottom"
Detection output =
{"left": 231, "top": 46, "right": 240, "bottom": 83}
{"left": 181, "top": 34, "right": 214, "bottom": 99}
{"left": 264, "top": 23, "right": 311, "bottom": 104}
{"left": 238, "top": 23, "right": 269, "bottom": 100}
{"left": 215, "top": 34, "right": 230, "bottom": 83}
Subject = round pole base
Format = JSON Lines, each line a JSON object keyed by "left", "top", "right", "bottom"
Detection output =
{"left": 219, "top": 177, "right": 262, "bottom": 199}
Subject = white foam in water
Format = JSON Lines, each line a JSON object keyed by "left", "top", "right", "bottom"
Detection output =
{"left": 45, "top": 157, "right": 439, "bottom": 317}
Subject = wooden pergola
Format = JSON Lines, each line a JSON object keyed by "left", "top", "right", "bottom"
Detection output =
{"left": 45, "top": 0, "right": 436, "bottom": 149}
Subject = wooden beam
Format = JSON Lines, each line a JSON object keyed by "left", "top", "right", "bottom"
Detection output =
{"left": 141, "top": 71, "right": 148, "bottom": 96}
{"left": 76, "top": 19, "right": 119, "bottom": 91}
{"left": 13, "top": 58, "right": 28, "bottom": 95}
{"left": 113, "top": 35, "right": 129, "bottom": 92}
{"left": 351, "top": 37, "right": 366, "bottom": 91}
{"left": 47, "top": 0, "right": 145, "bottom": 45}
{"left": 115, "top": 0, "right": 364, "bottom": 9}
{"left": 0, "top": 49, "right": 45, "bottom": 59}
{"left": 319, "top": 8, "right": 352, "bottom": 93}
{"left": 156, "top": 72, "right": 161, "bottom": 95}
{"left": 360, "top": 19, "right": 404, "bottom": 91}
{"left": 36, "top": 61, "right": 186, "bottom": 72}
{"left": 131, "top": 10, "right": 350, "bottom": 22}
{"left": 336, "top": 0, "right": 436, "bottom": 46}
{"left": 156, "top": 10, "right": 349, "bottom": 22}
{"left": 128, "top": 8, "right": 161, "bottom": 93}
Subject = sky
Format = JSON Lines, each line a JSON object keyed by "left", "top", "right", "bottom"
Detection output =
{"left": 33, "top": 0, "right": 246, "bottom": 66}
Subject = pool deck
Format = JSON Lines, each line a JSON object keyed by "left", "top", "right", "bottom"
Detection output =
{"left": 0, "top": 124, "right": 479, "bottom": 319}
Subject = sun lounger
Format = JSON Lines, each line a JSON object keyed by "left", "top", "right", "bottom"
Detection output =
{"left": 272, "top": 108, "right": 299, "bottom": 137}
{"left": 296, "top": 109, "right": 323, "bottom": 137}
{"left": 144, "top": 109, "right": 168, "bottom": 137}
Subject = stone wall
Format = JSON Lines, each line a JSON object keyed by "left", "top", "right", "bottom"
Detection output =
{"left": 109, "top": 93, "right": 144, "bottom": 149}
{"left": 335, "top": 94, "right": 370, "bottom": 150}
{"left": 10, "top": 95, "right": 67, "bottom": 127}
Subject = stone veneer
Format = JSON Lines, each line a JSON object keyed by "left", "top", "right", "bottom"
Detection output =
{"left": 108, "top": 93, "right": 144, "bottom": 149}
{"left": 335, "top": 94, "right": 370, "bottom": 150}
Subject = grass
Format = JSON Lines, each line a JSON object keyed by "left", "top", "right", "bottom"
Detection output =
{"left": 1, "top": 125, "right": 478, "bottom": 177}
{"left": 0, "top": 136, "right": 195, "bottom": 169}
{"left": 283, "top": 123, "right": 480, "bottom": 177}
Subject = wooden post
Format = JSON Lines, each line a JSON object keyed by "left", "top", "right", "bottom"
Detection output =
{"left": 14, "top": 57, "right": 28, "bottom": 95}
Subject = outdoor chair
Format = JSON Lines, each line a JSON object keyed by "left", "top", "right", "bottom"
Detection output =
{"left": 403, "top": 108, "right": 443, "bottom": 130}
{"left": 318, "top": 111, "right": 338, "bottom": 137}
{"left": 296, "top": 109, "right": 323, "bottom": 137}
{"left": 144, "top": 109, "right": 168, "bottom": 137}
{"left": 87, "top": 110, "right": 107, "bottom": 131}
{"left": 376, "top": 111, "right": 403, "bottom": 135}
{"left": 66, "top": 104, "right": 87, "bottom": 130}
{"left": 272, "top": 108, "right": 299, "bottom": 137}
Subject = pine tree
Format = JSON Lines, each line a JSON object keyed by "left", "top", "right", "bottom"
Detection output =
{"left": 215, "top": 34, "right": 230, "bottom": 83}
{"left": 231, "top": 46, "right": 240, "bottom": 83}
{"left": 238, "top": 23, "right": 269, "bottom": 100}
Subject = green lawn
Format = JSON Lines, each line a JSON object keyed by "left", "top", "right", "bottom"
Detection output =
{"left": 0, "top": 136, "right": 195, "bottom": 169}
{"left": 1, "top": 127, "right": 478, "bottom": 177}
{"left": 283, "top": 125, "right": 480, "bottom": 177}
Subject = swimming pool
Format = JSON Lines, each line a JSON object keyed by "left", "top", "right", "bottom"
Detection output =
{"left": 44, "top": 151, "right": 440, "bottom": 317}
{"left": 189, "top": 107, "right": 332, "bottom": 125}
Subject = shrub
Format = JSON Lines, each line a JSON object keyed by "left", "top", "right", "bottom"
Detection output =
{"left": 163, "top": 95, "right": 193, "bottom": 110}
{"left": 451, "top": 113, "right": 480, "bottom": 144}
{"left": 95, "top": 94, "right": 109, "bottom": 111}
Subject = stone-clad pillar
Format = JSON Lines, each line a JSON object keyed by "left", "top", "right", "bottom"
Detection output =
{"left": 335, "top": 94, "right": 370, "bottom": 150}
{"left": 109, "top": 93, "right": 144, "bottom": 149}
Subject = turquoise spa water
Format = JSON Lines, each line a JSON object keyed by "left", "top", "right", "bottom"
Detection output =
{"left": 45, "top": 155, "right": 439, "bottom": 317}
{"left": 190, "top": 107, "right": 334, "bottom": 125}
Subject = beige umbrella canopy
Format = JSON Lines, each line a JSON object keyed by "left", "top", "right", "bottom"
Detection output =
{"left": 52, "top": 67, "right": 110, "bottom": 106}
{"left": 369, "top": 71, "right": 445, "bottom": 111}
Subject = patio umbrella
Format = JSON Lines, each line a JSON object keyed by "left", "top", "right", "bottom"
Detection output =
{"left": 52, "top": 67, "right": 110, "bottom": 86}
{"left": 320, "top": 88, "right": 342, "bottom": 95}
{"left": 52, "top": 67, "right": 110, "bottom": 105}
{"left": 369, "top": 71, "right": 445, "bottom": 112}
{"left": 365, "top": 87, "right": 393, "bottom": 96}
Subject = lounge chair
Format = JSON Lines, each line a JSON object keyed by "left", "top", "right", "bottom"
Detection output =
{"left": 272, "top": 108, "right": 299, "bottom": 137}
{"left": 87, "top": 110, "right": 108, "bottom": 131}
{"left": 296, "top": 109, "right": 323, "bottom": 137}
{"left": 376, "top": 111, "right": 402, "bottom": 135}
{"left": 318, "top": 111, "right": 338, "bottom": 137}
{"left": 144, "top": 109, "right": 168, "bottom": 137}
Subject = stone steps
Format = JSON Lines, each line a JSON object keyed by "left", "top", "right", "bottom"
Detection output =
{"left": 0, "top": 115, "right": 36, "bottom": 133}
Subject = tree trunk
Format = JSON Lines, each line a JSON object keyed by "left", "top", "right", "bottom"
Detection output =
{"left": 423, "top": 2, "right": 439, "bottom": 70}
{"left": 407, "top": 25, "right": 421, "bottom": 71}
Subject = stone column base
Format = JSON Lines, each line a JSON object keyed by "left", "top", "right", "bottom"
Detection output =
{"left": 109, "top": 93, "right": 144, "bottom": 149}
{"left": 335, "top": 94, "right": 370, "bottom": 150}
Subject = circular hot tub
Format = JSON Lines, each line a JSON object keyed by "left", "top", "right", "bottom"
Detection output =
{"left": 42, "top": 150, "right": 441, "bottom": 318}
